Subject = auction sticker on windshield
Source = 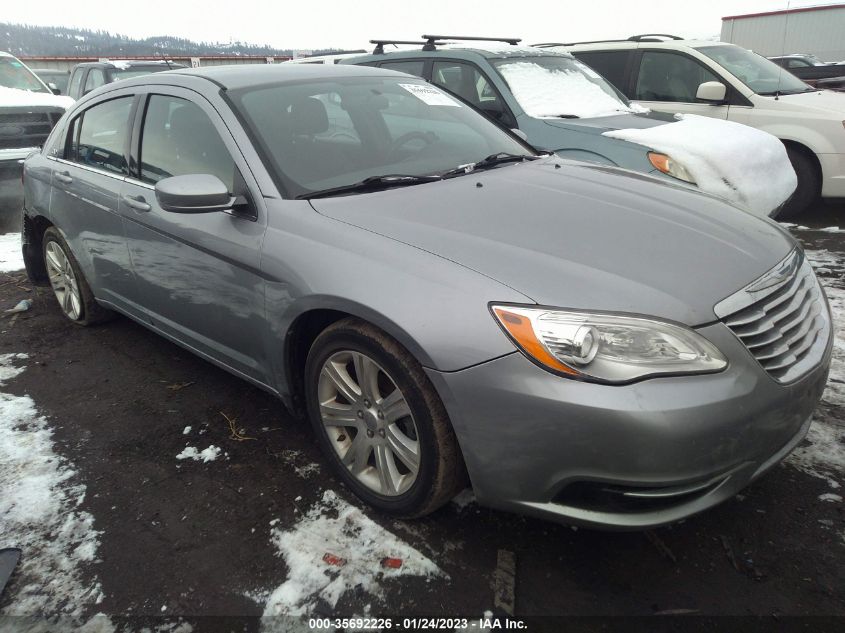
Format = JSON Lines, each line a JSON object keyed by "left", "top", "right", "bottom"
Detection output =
{"left": 399, "top": 83, "right": 461, "bottom": 106}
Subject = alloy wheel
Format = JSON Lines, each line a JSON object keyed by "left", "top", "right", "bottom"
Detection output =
{"left": 317, "top": 350, "right": 420, "bottom": 496}
{"left": 45, "top": 241, "right": 82, "bottom": 320}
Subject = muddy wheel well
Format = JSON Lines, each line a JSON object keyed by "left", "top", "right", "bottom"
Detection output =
{"left": 22, "top": 214, "right": 53, "bottom": 285}
{"left": 285, "top": 309, "right": 350, "bottom": 416}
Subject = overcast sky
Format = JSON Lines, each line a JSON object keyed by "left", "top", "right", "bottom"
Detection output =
{"left": 3, "top": 0, "right": 837, "bottom": 50}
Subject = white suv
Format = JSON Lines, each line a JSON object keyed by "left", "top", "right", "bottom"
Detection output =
{"left": 553, "top": 36, "right": 845, "bottom": 217}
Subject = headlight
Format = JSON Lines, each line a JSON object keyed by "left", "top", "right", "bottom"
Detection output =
{"left": 648, "top": 152, "right": 696, "bottom": 184}
{"left": 491, "top": 305, "right": 727, "bottom": 384}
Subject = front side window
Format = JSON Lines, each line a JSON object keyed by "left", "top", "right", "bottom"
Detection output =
{"left": 68, "top": 97, "right": 133, "bottom": 174}
{"left": 139, "top": 94, "right": 236, "bottom": 191}
{"left": 0, "top": 57, "right": 49, "bottom": 93}
{"left": 230, "top": 77, "right": 532, "bottom": 198}
{"left": 695, "top": 45, "right": 811, "bottom": 95}
{"left": 68, "top": 69, "right": 84, "bottom": 98}
{"left": 493, "top": 55, "right": 635, "bottom": 118}
{"left": 431, "top": 61, "right": 511, "bottom": 124}
{"left": 635, "top": 51, "right": 721, "bottom": 102}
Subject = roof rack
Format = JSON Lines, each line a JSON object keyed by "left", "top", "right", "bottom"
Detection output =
{"left": 420, "top": 35, "right": 521, "bottom": 51}
{"left": 627, "top": 34, "right": 683, "bottom": 41}
{"left": 531, "top": 42, "right": 568, "bottom": 48}
{"left": 370, "top": 39, "right": 440, "bottom": 55}
{"left": 304, "top": 49, "right": 367, "bottom": 58}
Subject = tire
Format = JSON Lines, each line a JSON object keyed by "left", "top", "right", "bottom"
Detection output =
{"left": 42, "top": 227, "right": 113, "bottom": 326}
{"left": 305, "top": 318, "right": 465, "bottom": 517}
{"left": 775, "top": 147, "right": 820, "bottom": 220}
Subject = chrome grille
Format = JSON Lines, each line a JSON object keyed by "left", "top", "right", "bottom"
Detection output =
{"left": 0, "top": 111, "right": 61, "bottom": 151}
{"left": 714, "top": 249, "right": 830, "bottom": 383}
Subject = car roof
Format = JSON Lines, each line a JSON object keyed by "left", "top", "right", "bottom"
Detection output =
{"left": 562, "top": 39, "right": 731, "bottom": 52}
{"left": 76, "top": 60, "right": 182, "bottom": 69}
{"left": 117, "top": 62, "right": 412, "bottom": 90}
{"left": 345, "top": 44, "right": 572, "bottom": 65}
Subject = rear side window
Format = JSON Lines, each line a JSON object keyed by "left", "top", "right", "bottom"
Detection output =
{"left": 67, "top": 97, "right": 133, "bottom": 175}
{"left": 139, "top": 94, "right": 236, "bottom": 191}
{"left": 634, "top": 51, "right": 720, "bottom": 102}
{"left": 571, "top": 51, "right": 630, "bottom": 94}
{"left": 84, "top": 68, "right": 106, "bottom": 95}
{"left": 379, "top": 60, "right": 425, "bottom": 78}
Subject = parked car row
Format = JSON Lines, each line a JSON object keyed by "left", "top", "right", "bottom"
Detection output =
{"left": 21, "top": 56, "right": 832, "bottom": 529}
{"left": 339, "top": 36, "right": 796, "bottom": 218}
{"left": 768, "top": 54, "right": 845, "bottom": 90}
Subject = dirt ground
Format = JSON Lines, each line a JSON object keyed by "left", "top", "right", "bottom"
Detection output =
{"left": 0, "top": 203, "right": 843, "bottom": 632}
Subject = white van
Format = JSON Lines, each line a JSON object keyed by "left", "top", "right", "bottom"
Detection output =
{"left": 558, "top": 36, "right": 845, "bottom": 216}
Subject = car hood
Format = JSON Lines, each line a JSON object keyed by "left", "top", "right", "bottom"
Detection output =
{"left": 0, "top": 86, "right": 72, "bottom": 110}
{"left": 310, "top": 158, "right": 794, "bottom": 326}
{"left": 542, "top": 111, "right": 675, "bottom": 134}
{"left": 775, "top": 89, "right": 845, "bottom": 113}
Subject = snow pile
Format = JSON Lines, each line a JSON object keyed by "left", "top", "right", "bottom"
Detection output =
{"left": 0, "top": 86, "right": 73, "bottom": 109}
{"left": 603, "top": 114, "right": 797, "bottom": 217}
{"left": 0, "top": 353, "right": 111, "bottom": 627}
{"left": 176, "top": 445, "right": 221, "bottom": 462}
{"left": 497, "top": 60, "right": 638, "bottom": 119}
{"left": 261, "top": 490, "right": 441, "bottom": 617}
{"left": 0, "top": 233, "right": 24, "bottom": 272}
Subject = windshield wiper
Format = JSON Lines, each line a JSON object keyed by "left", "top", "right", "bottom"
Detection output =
{"left": 440, "top": 152, "right": 540, "bottom": 178}
{"left": 554, "top": 114, "right": 580, "bottom": 118}
{"left": 297, "top": 174, "right": 442, "bottom": 199}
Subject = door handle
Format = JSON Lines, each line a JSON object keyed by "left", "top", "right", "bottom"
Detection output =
{"left": 122, "top": 194, "right": 151, "bottom": 212}
{"left": 55, "top": 171, "right": 73, "bottom": 185}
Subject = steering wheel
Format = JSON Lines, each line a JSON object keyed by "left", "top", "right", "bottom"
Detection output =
{"left": 388, "top": 131, "right": 437, "bottom": 159}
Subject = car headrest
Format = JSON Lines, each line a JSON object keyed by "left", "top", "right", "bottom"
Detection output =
{"left": 290, "top": 96, "right": 329, "bottom": 136}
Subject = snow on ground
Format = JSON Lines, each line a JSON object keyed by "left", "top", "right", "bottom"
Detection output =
{"left": 604, "top": 114, "right": 796, "bottom": 217}
{"left": 0, "top": 233, "right": 24, "bottom": 272}
{"left": 259, "top": 490, "right": 442, "bottom": 620}
{"left": 175, "top": 445, "right": 221, "bottom": 462}
{"left": 497, "top": 60, "right": 640, "bottom": 119}
{"left": 786, "top": 250, "right": 845, "bottom": 487}
{"left": 0, "top": 353, "right": 112, "bottom": 629}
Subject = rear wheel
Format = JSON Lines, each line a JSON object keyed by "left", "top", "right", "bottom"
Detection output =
{"left": 776, "top": 146, "right": 820, "bottom": 220}
{"left": 42, "top": 227, "right": 112, "bottom": 326}
{"left": 305, "top": 318, "right": 465, "bottom": 517}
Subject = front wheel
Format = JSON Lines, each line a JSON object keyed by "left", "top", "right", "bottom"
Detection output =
{"left": 305, "top": 318, "right": 465, "bottom": 517}
{"left": 775, "top": 147, "right": 820, "bottom": 220}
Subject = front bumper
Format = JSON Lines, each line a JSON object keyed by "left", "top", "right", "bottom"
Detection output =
{"left": 426, "top": 322, "right": 831, "bottom": 529}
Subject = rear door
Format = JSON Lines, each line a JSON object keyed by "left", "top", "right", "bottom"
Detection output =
{"left": 119, "top": 86, "right": 269, "bottom": 385}
{"left": 631, "top": 50, "right": 730, "bottom": 119}
{"left": 47, "top": 92, "right": 138, "bottom": 307}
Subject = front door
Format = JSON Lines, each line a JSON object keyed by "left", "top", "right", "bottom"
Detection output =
{"left": 632, "top": 51, "right": 730, "bottom": 119}
{"left": 119, "top": 89, "right": 269, "bottom": 385}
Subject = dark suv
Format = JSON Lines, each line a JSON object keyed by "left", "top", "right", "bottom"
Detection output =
{"left": 67, "top": 60, "right": 186, "bottom": 100}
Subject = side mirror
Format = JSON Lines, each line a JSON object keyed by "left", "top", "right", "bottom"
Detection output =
{"left": 696, "top": 81, "right": 727, "bottom": 103}
{"left": 155, "top": 174, "right": 236, "bottom": 213}
{"left": 510, "top": 128, "right": 528, "bottom": 141}
{"left": 48, "top": 82, "right": 61, "bottom": 95}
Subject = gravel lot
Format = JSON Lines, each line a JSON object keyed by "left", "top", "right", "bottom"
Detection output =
{"left": 0, "top": 203, "right": 843, "bottom": 632}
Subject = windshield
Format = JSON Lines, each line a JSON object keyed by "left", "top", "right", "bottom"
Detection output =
{"left": 230, "top": 77, "right": 533, "bottom": 198}
{"left": 0, "top": 57, "right": 49, "bottom": 93}
{"left": 696, "top": 45, "right": 812, "bottom": 95}
{"left": 492, "top": 55, "right": 638, "bottom": 119}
